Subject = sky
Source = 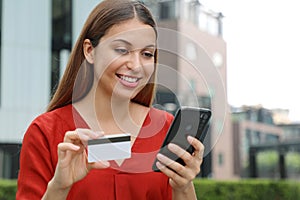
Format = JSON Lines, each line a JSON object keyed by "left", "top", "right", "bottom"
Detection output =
{"left": 200, "top": 0, "right": 300, "bottom": 122}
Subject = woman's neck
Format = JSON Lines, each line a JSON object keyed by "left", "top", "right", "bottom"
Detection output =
{"left": 74, "top": 83, "right": 140, "bottom": 133}
{"left": 95, "top": 93, "right": 132, "bottom": 123}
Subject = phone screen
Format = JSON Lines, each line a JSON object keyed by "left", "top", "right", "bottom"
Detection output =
{"left": 152, "top": 107, "right": 211, "bottom": 172}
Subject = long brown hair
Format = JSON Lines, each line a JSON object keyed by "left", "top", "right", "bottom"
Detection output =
{"left": 47, "top": 0, "right": 157, "bottom": 112}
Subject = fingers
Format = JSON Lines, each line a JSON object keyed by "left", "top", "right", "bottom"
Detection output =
{"left": 155, "top": 160, "right": 189, "bottom": 186}
{"left": 166, "top": 137, "right": 204, "bottom": 170}
{"left": 58, "top": 142, "right": 80, "bottom": 152}
{"left": 64, "top": 129, "right": 104, "bottom": 146}
{"left": 57, "top": 143, "right": 81, "bottom": 167}
{"left": 57, "top": 142, "right": 80, "bottom": 159}
{"left": 58, "top": 129, "right": 105, "bottom": 166}
{"left": 54, "top": 129, "right": 108, "bottom": 187}
{"left": 156, "top": 136, "right": 205, "bottom": 185}
{"left": 156, "top": 151, "right": 196, "bottom": 181}
{"left": 187, "top": 136, "right": 205, "bottom": 163}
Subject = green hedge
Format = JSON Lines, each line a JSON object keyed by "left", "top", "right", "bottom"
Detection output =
{"left": 1, "top": 179, "right": 300, "bottom": 199}
{"left": 194, "top": 179, "right": 300, "bottom": 200}
{"left": 0, "top": 180, "right": 17, "bottom": 200}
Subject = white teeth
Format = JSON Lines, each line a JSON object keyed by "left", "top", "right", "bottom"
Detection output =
{"left": 120, "top": 75, "right": 138, "bottom": 83}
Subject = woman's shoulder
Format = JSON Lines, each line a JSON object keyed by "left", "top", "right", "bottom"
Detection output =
{"left": 149, "top": 106, "right": 174, "bottom": 123}
{"left": 21, "top": 104, "right": 75, "bottom": 149}
{"left": 29, "top": 104, "right": 75, "bottom": 133}
{"left": 34, "top": 104, "right": 73, "bottom": 123}
{"left": 150, "top": 106, "right": 174, "bottom": 116}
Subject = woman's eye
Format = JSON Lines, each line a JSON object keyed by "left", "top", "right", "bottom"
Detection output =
{"left": 115, "top": 48, "right": 129, "bottom": 55}
{"left": 142, "top": 52, "right": 154, "bottom": 58}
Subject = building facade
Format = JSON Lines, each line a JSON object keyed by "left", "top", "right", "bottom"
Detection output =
{"left": 231, "top": 106, "right": 284, "bottom": 177}
{"left": 144, "top": 0, "right": 234, "bottom": 179}
{"left": 0, "top": 0, "right": 101, "bottom": 179}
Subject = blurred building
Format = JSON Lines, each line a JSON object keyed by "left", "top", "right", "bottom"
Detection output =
{"left": 277, "top": 123, "right": 300, "bottom": 142}
{"left": 231, "top": 105, "right": 284, "bottom": 177}
{"left": 271, "top": 108, "right": 291, "bottom": 125}
{"left": 0, "top": 0, "right": 234, "bottom": 179}
{"left": 231, "top": 105, "right": 300, "bottom": 180}
{"left": 144, "top": 0, "right": 234, "bottom": 179}
{"left": 271, "top": 109, "right": 300, "bottom": 143}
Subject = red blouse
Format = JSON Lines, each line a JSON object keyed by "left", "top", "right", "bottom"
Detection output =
{"left": 16, "top": 104, "right": 174, "bottom": 200}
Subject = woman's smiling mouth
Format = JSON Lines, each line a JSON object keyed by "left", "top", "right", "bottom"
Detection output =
{"left": 116, "top": 74, "right": 141, "bottom": 88}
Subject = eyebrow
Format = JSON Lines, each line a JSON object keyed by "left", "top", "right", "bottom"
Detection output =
{"left": 112, "top": 39, "right": 156, "bottom": 48}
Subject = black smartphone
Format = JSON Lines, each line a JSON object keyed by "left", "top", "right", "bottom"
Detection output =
{"left": 152, "top": 107, "right": 212, "bottom": 172}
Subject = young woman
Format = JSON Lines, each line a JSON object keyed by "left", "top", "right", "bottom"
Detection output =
{"left": 16, "top": 0, "right": 204, "bottom": 199}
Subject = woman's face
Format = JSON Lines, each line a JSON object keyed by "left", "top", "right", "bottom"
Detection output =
{"left": 89, "top": 18, "right": 156, "bottom": 101}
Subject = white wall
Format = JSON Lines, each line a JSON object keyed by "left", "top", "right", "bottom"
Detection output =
{"left": 0, "top": 0, "right": 51, "bottom": 142}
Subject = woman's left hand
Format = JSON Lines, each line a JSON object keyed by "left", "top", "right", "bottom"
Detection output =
{"left": 155, "top": 135, "right": 204, "bottom": 192}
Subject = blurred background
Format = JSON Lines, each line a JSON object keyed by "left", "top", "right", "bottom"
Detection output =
{"left": 0, "top": 0, "right": 300, "bottom": 183}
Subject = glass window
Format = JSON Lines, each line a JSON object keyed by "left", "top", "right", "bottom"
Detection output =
{"left": 159, "top": 0, "right": 175, "bottom": 20}
{"left": 0, "top": 0, "right": 2, "bottom": 106}
{"left": 207, "top": 15, "right": 218, "bottom": 36}
{"left": 0, "top": 144, "right": 20, "bottom": 179}
{"left": 218, "top": 153, "right": 224, "bottom": 166}
{"left": 185, "top": 42, "right": 197, "bottom": 61}
{"left": 51, "top": 0, "right": 72, "bottom": 97}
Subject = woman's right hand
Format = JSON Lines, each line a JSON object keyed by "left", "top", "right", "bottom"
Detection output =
{"left": 42, "top": 129, "right": 110, "bottom": 199}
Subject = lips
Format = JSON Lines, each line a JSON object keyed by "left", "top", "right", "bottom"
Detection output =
{"left": 116, "top": 74, "right": 141, "bottom": 88}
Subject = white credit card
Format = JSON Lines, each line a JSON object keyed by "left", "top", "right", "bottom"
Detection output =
{"left": 87, "top": 133, "right": 131, "bottom": 162}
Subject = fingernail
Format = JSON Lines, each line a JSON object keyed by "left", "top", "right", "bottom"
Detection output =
{"left": 102, "top": 161, "right": 110, "bottom": 167}
{"left": 156, "top": 161, "right": 163, "bottom": 168}
{"left": 95, "top": 131, "right": 104, "bottom": 137}
{"left": 157, "top": 153, "right": 165, "bottom": 160}
{"left": 168, "top": 143, "right": 177, "bottom": 151}
{"left": 187, "top": 136, "right": 194, "bottom": 143}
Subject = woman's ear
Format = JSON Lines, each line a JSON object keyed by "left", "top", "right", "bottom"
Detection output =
{"left": 83, "top": 39, "right": 94, "bottom": 64}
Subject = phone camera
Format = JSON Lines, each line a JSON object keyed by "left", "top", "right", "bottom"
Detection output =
{"left": 201, "top": 113, "right": 209, "bottom": 120}
{"left": 185, "top": 124, "right": 193, "bottom": 131}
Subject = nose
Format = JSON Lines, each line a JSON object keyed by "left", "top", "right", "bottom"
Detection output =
{"left": 126, "top": 51, "right": 142, "bottom": 71}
